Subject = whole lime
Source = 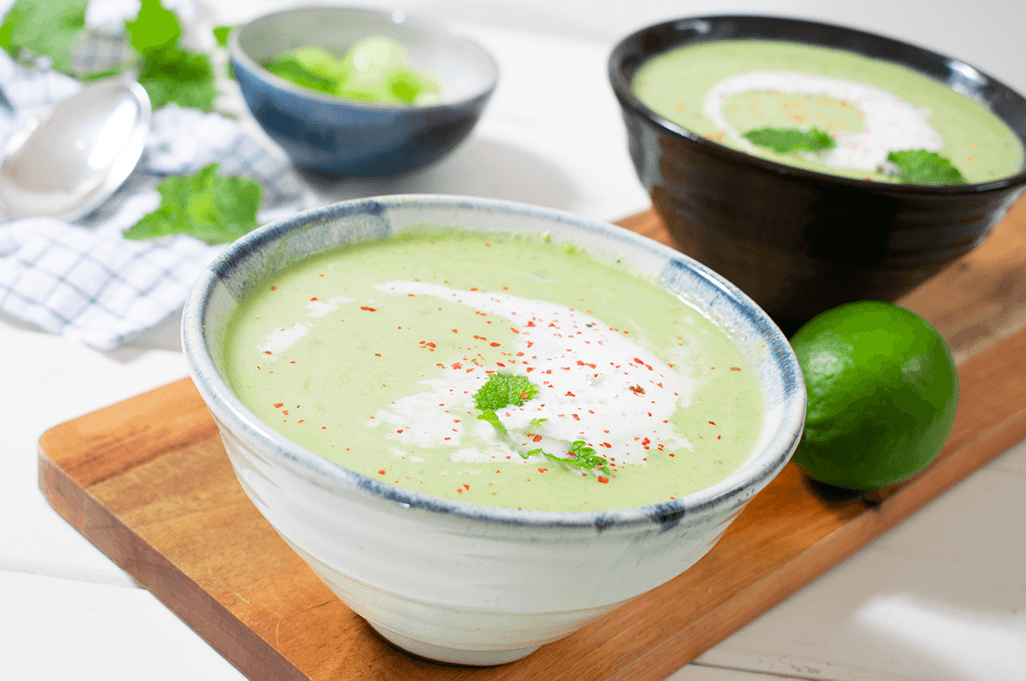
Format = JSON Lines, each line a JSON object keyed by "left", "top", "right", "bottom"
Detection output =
{"left": 790, "top": 301, "right": 959, "bottom": 490}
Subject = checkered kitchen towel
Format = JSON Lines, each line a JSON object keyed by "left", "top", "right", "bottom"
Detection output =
{"left": 0, "top": 0, "right": 308, "bottom": 349}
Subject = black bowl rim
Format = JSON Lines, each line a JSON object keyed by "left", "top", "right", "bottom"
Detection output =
{"left": 609, "top": 13, "right": 1026, "bottom": 196}
{"left": 230, "top": 5, "right": 499, "bottom": 111}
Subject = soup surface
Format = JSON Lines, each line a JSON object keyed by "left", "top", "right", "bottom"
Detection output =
{"left": 223, "top": 228, "right": 764, "bottom": 512}
{"left": 632, "top": 40, "right": 1023, "bottom": 184}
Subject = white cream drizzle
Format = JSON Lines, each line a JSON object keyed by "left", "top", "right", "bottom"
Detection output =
{"left": 703, "top": 70, "right": 942, "bottom": 171}
{"left": 365, "top": 281, "right": 699, "bottom": 467}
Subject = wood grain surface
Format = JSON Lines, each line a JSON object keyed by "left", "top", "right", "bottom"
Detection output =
{"left": 38, "top": 197, "right": 1026, "bottom": 680}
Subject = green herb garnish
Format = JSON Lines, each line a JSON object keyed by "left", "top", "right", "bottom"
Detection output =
{"left": 882, "top": 149, "right": 966, "bottom": 185}
{"left": 743, "top": 127, "right": 836, "bottom": 154}
{"left": 473, "top": 375, "right": 611, "bottom": 476}
{"left": 123, "top": 163, "right": 261, "bottom": 244}
{"left": 0, "top": 0, "right": 217, "bottom": 111}
{"left": 473, "top": 373, "right": 540, "bottom": 411}
{"left": 473, "top": 373, "right": 540, "bottom": 434}
{"left": 0, "top": 0, "right": 87, "bottom": 74}
{"left": 127, "top": 0, "right": 216, "bottom": 111}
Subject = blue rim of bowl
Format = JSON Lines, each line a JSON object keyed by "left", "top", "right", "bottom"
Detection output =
{"left": 229, "top": 6, "right": 499, "bottom": 111}
{"left": 182, "top": 195, "right": 806, "bottom": 531}
{"left": 608, "top": 14, "right": 1026, "bottom": 196}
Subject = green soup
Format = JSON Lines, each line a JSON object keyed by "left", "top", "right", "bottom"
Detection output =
{"left": 633, "top": 40, "right": 1024, "bottom": 184}
{"left": 222, "top": 229, "right": 765, "bottom": 512}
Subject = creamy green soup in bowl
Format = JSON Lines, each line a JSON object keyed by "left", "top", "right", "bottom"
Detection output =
{"left": 182, "top": 195, "right": 805, "bottom": 665}
{"left": 610, "top": 15, "right": 1026, "bottom": 336}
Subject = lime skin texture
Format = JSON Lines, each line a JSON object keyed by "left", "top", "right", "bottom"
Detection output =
{"left": 790, "top": 301, "right": 959, "bottom": 490}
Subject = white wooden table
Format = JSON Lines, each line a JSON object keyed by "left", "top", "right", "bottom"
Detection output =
{"left": 3, "top": 1, "right": 1025, "bottom": 679}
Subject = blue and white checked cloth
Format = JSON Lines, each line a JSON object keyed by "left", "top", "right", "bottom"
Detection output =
{"left": 0, "top": 0, "right": 308, "bottom": 349}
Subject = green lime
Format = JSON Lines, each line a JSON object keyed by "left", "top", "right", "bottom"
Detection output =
{"left": 790, "top": 301, "right": 959, "bottom": 490}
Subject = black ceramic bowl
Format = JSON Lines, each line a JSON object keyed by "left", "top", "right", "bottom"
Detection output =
{"left": 609, "top": 15, "right": 1026, "bottom": 335}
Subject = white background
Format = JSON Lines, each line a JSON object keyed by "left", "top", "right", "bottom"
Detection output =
{"left": 2, "top": 1, "right": 1024, "bottom": 679}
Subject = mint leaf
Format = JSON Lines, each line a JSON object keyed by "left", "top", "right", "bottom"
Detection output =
{"left": 744, "top": 127, "right": 836, "bottom": 154}
{"left": 883, "top": 149, "right": 966, "bottom": 185}
{"left": 125, "top": 0, "right": 217, "bottom": 111}
{"left": 473, "top": 374, "right": 540, "bottom": 412}
{"left": 137, "top": 45, "right": 217, "bottom": 110}
{"left": 0, "top": 0, "right": 87, "bottom": 74}
{"left": 567, "top": 440, "right": 611, "bottom": 474}
{"left": 123, "top": 163, "right": 261, "bottom": 244}
{"left": 125, "top": 0, "right": 179, "bottom": 54}
{"left": 212, "top": 26, "right": 232, "bottom": 48}
{"left": 476, "top": 409, "right": 507, "bottom": 435}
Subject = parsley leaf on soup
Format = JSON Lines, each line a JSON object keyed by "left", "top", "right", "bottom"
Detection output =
{"left": 473, "top": 373, "right": 540, "bottom": 434}
{"left": 743, "top": 127, "right": 836, "bottom": 154}
{"left": 883, "top": 150, "right": 966, "bottom": 185}
{"left": 123, "top": 163, "right": 261, "bottom": 245}
{"left": 473, "top": 373, "right": 540, "bottom": 411}
{"left": 474, "top": 374, "right": 612, "bottom": 476}
{"left": 0, "top": 0, "right": 87, "bottom": 74}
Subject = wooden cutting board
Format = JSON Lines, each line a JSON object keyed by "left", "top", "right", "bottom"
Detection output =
{"left": 39, "top": 198, "right": 1026, "bottom": 681}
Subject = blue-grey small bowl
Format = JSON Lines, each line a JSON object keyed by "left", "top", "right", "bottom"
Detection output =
{"left": 229, "top": 7, "right": 498, "bottom": 177}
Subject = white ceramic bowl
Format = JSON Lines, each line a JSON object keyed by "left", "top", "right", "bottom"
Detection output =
{"left": 181, "top": 195, "right": 805, "bottom": 665}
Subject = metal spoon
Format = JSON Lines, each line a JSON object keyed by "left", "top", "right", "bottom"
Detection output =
{"left": 0, "top": 79, "right": 151, "bottom": 221}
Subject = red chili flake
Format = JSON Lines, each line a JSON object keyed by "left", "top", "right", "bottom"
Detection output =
{"left": 322, "top": 426, "right": 327, "bottom": 430}
{"left": 282, "top": 409, "right": 289, "bottom": 415}
{"left": 264, "top": 350, "right": 272, "bottom": 355}
{"left": 629, "top": 384, "right": 646, "bottom": 395}
{"left": 496, "top": 362, "right": 506, "bottom": 367}
{"left": 452, "top": 328, "right": 458, "bottom": 333}
{"left": 273, "top": 402, "right": 284, "bottom": 408}
{"left": 572, "top": 414, "right": 580, "bottom": 421}
{"left": 310, "top": 297, "right": 318, "bottom": 301}
{"left": 511, "top": 328, "right": 520, "bottom": 334}
{"left": 532, "top": 434, "right": 543, "bottom": 443}
{"left": 378, "top": 469, "right": 386, "bottom": 475}
{"left": 360, "top": 306, "right": 376, "bottom": 311}
{"left": 396, "top": 429, "right": 404, "bottom": 434}
{"left": 601, "top": 442, "right": 612, "bottom": 449}
{"left": 730, "top": 367, "right": 741, "bottom": 371}
{"left": 463, "top": 484, "right": 471, "bottom": 490}
{"left": 290, "top": 360, "right": 296, "bottom": 364}
{"left": 375, "top": 353, "right": 382, "bottom": 357}
{"left": 538, "top": 468, "right": 548, "bottom": 473}
{"left": 597, "top": 475, "right": 610, "bottom": 484}
{"left": 565, "top": 391, "right": 576, "bottom": 397}
{"left": 490, "top": 342, "right": 501, "bottom": 347}
{"left": 298, "top": 420, "right": 304, "bottom": 423}
{"left": 718, "top": 435, "right": 722, "bottom": 440}
{"left": 473, "top": 335, "right": 487, "bottom": 340}
{"left": 457, "top": 488, "right": 464, "bottom": 494}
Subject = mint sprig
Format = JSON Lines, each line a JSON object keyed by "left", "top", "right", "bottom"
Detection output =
{"left": 123, "top": 163, "right": 261, "bottom": 244}
{"left": 743, "top": 127, "right": 836, "bottom": 154}
{"left": 882, "top": 149, "right": 966, "bottom": 185}
{"left": 0, "top": 0, "right": 86, "bottom": 74}
{"left": 474, "top": 374, "right": 611, "bottom": 476}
